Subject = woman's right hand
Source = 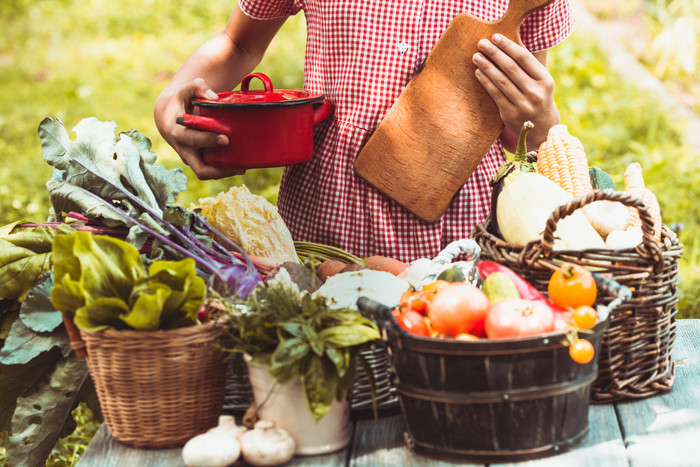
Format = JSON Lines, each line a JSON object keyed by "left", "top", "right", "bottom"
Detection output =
{"left": 154, "top": 77, "right": 247, "bottom": 180}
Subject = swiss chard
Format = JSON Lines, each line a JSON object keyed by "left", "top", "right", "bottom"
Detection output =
{"left": 38, "top": 116, "right": 262, "bottom": 299}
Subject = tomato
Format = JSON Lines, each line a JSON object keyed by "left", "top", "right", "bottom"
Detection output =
{"left": 428, "top": 283, "right": 490, "bottom": 337}
{"left": 396, "top": 310, "right": 431, "bottom": 336}
{"left": 569, "top": 338, "right": 595, "bottom": 364}
{"left": 548, "top": 263, "right": 597, "bottom": 308}
{"left": 420, "top": 279, "right": 450, "bottom": 302}
{"left": 572, "top": 305, "right": 598, "bottom": 329}
{"left": 399, "top": 290, "right": 429, "bottom": 315}
{"left": 485, "top": 299, "right": 555, "bottom": 339}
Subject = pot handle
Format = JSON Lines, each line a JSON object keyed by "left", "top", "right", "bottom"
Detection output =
{"left": 241, "top": 72, "right": 274, "bottom": 92}
{"left": 176, "top": 114, "right": 232, "bottom": 136}
{"left": 313, "top": 100, "right": 334, "bottom": 125}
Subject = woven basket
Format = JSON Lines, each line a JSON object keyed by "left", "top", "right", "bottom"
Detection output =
{"left": 472, "top": 189, "right": 683, "bottom": 403}
{"left": 223, "top": 343, "right": 397, "bottom": 415}
{"left": 65, "top": 316, "right": 226, "bottom": 448}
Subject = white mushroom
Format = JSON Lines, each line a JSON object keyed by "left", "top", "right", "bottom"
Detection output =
{"left": 181, "top": 430, "right": 241, "bottom": 467}
{"left": 208, "top": 415, "right": 248, "bottom": 440}
{"left": 240, "top": 420, "right": 296, "bottom": 466}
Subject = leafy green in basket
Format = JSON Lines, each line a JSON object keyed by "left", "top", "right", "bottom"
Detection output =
{"left": 50, "top": 231, "right": 205, "bottom": 331}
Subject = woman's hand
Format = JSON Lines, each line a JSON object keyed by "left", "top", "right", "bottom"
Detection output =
{"left": 154, "top": 78, "right": 247, "bottom": 180}
{"left": 472, "top": 33, "right": 560, "bottom": 151}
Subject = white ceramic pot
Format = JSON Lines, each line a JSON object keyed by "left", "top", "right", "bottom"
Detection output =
{"left": 246, "top": 362, "right": 351, "bottom": 456}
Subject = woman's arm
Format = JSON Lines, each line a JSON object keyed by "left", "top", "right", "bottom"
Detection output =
{"left": 154, "top": 6, "right": 288, "bottom": 180}
{"left": 472, "top": 34, "right": 560, "bottom": 153}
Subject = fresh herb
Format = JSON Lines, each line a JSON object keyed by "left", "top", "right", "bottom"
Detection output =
{"left": 219, "top": 268, "right": 381, "bottom": 421}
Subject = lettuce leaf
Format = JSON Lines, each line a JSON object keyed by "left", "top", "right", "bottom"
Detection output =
{"left": 50, "top": 231, "right": 204, "bottom": 331}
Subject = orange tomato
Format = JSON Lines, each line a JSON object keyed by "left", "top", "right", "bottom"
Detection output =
{"left": 428, "top": 283, "right": 490, "bottom": 338}
{"left": 569, "top": 338, "right": 595, "bottom": 364}
{"left": 420, "top": 279, "right": 450, "bottom": 301}
{"left": 548, "top": 263, "right": 597, "bottom": 308}
{"left": 572, "top": 305, "right": 598, "bottom": 329}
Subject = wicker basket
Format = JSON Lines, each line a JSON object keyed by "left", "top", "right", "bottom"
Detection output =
{"left": 65, "top": 316, "right": 226, "bottom": 448}
{"left": 472, "top": 189, "right": 683, "bottom": 403}
{"left": 223, "top": 343, "right": 397, "bottom": 415}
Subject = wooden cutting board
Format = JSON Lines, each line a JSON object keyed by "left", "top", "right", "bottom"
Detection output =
{"left": 354, "top": 0, "right": 555, "bottom": 223}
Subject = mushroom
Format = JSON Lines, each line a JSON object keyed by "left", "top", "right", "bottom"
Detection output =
{"left": 181, "top": 430, "right": 240, "bottom": 467}
{"left": 208, "top": 414, "right": 248, "bottom": 440}
{"left": 240, "top": 420, "right": 296, "bottom": 466}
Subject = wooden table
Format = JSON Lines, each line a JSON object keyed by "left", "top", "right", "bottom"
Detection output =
{"left": 77, "top": 319, "right": 700, "bottom": 467}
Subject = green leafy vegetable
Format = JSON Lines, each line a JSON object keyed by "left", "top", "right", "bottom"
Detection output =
{"left": 50, "top": 231, "right": 205, "bottom": 331}
{"left": 0, "top": 224, "right": 75, "bottom": 302}
{"left": 219, "top": 268, "right": 380, "bottom": 421}
{"left": 40, "top": 117, "right": 187, "bottom": 233}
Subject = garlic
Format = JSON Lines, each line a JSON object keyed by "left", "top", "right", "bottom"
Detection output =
{"left": 181, "top": 430, "right": 241, "bottom": 467}
{"left": 606, "top": 226, "right": 643, "bottom": 250}
{"left": 240, "top": 420, "right": 296, "bottom": 466}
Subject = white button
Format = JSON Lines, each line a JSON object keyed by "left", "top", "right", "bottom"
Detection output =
{"left": 397, "top": 41, "right": 409, "bottom": 54}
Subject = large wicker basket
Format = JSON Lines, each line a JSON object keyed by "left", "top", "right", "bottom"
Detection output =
{"left": 66, "top": 316, "right": 226, "bottom": 448}
{"left": 472, "top": 189, "right": 683, "bottom": 403}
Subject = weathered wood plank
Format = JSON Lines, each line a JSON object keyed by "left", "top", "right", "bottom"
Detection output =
{"left": 615, "top": 319, "right": 700, "bottom": 467}
{"left": 77, "top": 423, "right": 350, "bottom": 466}
{"left": 349, "top": 414, "right": 482, "bottom": 466}
{"left": 493, "top": 404, "right": 627, "bottom": 467}
{"left": 76, "top": 425, "right": 185, "bottom": 467}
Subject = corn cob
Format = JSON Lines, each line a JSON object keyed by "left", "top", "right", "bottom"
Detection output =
{"left": 537, "top": 125, "right": 592, "bottom": 198}
{"left": 623, "top": 162, "right": 662, "bottom": 242}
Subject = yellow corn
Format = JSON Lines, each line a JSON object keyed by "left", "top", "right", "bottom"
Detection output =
{"left": 623, "top": 162, "right": 662, "bottom": 242}
{"left": 537, "top": 124, "right": 592, "bottom": 198}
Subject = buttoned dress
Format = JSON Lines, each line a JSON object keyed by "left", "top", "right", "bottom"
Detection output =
{"left": 239, "top": 0, "right": 575, "bottom": 263}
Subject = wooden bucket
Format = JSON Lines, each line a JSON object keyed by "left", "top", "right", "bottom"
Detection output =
{"left": 357, "top": 275, "right": 629, "bottom": 462}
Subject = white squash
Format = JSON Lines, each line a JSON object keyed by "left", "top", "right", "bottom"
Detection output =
{"left": 496, "top": 173, "right": 607, "bottom": 250}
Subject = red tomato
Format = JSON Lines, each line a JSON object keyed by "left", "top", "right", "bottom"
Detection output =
{"left": 485, "top": 299, "right": 555, "bottom": 339}
{"left": 396, "top": 310, "right": 430, "bottom": 336}
{"left": 428, "top": 283, "right": 490, "bottom": 338}
{"left": 548, "top": 263, "right": 597, "bottom": 309}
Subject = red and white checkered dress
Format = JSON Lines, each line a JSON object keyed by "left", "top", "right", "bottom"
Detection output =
{"left": 239, "top": 0, "right": 575, "bottom": 263}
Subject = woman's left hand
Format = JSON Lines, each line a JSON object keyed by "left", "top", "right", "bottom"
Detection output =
{"left": 472, "top": 33, "right": 560, "bottom": 151}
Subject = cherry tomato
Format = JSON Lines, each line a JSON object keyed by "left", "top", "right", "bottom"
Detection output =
{"left": 428, "top": 283, "right": 490, "bottom": 338}
{"left": 485, "top": 299, "right": 555, "bottom": 339}
{"left": 396, "top": 310, "right": 431, "bottom": 336}
{"left": 420, "top": 280, "right": 450, "bottom": 302}
{"left": 572, "top": 305, "right": 598, "bottom": 329}
{"left": 569, "top": 339, "right": 595, "bottom": 364}
{"left": 548, "top": 263, "right": 597, "bottom": 308}
{"left": 399, "top": 290, "right": 429, "bottom": 315}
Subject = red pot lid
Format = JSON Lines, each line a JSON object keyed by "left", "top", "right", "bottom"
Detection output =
{"left": 193, "top": 72, "right": 324, "bottom": 108}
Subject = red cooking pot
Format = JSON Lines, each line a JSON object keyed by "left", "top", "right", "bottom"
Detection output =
{"left": 176, "top": 73, "right": 334, "bottom": 168}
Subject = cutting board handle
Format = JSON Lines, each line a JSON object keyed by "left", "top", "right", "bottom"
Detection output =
{"left": 498, "top": 0, "right": 556, "bottom": 41}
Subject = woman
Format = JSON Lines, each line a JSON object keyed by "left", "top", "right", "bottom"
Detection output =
{"left": 154, "top": 0, "right": 575, "bottom": 263}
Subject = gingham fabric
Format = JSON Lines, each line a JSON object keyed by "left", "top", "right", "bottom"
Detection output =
{"left": 239, "top": 0, "right": 575, "bottom": 263}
